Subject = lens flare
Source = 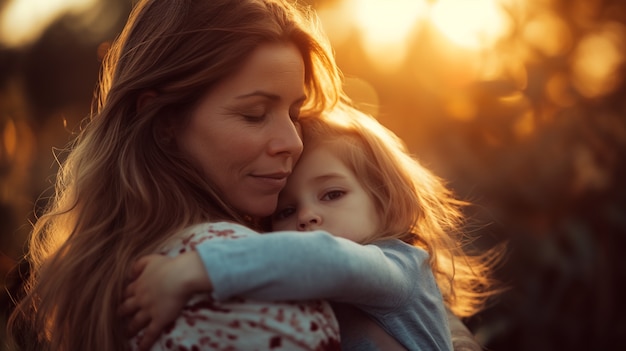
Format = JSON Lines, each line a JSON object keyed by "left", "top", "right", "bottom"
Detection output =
{"left": 431, "top": 0, "right": 512, "bottom": 50}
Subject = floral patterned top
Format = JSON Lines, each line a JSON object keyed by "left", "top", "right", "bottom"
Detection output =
{"left": 130, "top": 223, "right": 340, "bottom": 351}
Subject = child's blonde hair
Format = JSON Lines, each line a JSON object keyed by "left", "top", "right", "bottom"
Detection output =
{"left": 299, "top": 104, "right": 503, "bottom": 317}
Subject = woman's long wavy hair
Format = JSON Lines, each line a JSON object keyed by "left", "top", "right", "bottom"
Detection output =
{"left": 7, "top": 0, "right": 343, "bottom": 350}
{"left": 298, "top": 104, "right": 505, "bottom": 318}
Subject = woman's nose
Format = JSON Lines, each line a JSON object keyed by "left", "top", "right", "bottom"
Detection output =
{"left": 268, "top": 116, "right": 303, "bottom": 157}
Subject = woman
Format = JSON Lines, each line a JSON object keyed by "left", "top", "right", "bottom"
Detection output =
{"left": 7, "top": 0, "right": 345, "bottom": 350}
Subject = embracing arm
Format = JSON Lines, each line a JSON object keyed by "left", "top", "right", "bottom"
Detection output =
{"left": 198, "top": 222, "right": 424, "bottom": 309}
{"left": 120, "top": 222, "right": 423, "bottom": 350}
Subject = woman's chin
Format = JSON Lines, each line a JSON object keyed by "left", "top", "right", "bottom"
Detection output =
{"left": 239, "top": 200, "right": 277, "bottom": 220}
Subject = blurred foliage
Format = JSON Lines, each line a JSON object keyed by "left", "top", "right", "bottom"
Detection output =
{"left": 1, "top": 0, "right": 625, "bottom": 350}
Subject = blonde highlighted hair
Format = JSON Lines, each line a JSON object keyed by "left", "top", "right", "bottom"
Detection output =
{"left": 298, "top": 104, "right": 503, "bottom": 317}
{"left": 7, "top": 0, "right": 344, "bottom": 350}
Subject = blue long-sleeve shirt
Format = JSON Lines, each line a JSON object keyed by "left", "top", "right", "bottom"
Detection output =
{"left": 195, "top": 221, "right": 453, "bottom": 351}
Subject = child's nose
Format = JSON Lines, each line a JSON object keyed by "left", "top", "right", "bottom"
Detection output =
{"left": 297, "top": 209, "right": 322, "bottom": 231}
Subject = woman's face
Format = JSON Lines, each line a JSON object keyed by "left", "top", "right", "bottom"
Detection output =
{"left": 176, "top": 42, "right": 305, "bottom": 218}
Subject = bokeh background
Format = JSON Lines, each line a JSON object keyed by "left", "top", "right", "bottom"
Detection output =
{"left": 1, "top": 0, "right": 625, "bottom": 350}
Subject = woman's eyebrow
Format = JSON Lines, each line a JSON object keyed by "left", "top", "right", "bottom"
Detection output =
{"left": 236, "top": 91, "right": 279, "bottom": 100}
{"left": 236, "top": 91, "right": 307, "bottom": 104}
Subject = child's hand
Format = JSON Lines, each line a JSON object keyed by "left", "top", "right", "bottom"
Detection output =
{"left": 118, "top": 252, "right": 212, "bottom": 350}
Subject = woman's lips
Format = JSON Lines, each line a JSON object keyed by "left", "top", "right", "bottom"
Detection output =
{"left": 250, "top": 172, "right": 290, "bottom": 192}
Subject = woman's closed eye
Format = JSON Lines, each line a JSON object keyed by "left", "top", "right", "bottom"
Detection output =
{"left": 237, "top": 104, "right": 267, "bottom": 122}
{"left": 241, "top": 112, "right": 266, "bottom": 122}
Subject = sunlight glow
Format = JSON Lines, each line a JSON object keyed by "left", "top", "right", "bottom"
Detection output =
{"left": 0, "top": 0, "right": 97, "bottom": 47}
{"left": 431, "top": 0, "right": 511, "bottom": 50}
{"left": 316, "top": 6, "right": 353, "bottom": 47}
{"left": 350, "top": 0, "right": 429, "bottom": 72}
{"left": 352, "top": 0, "right": 427, "bottom": 45}
{"left": 513, "top": 110, "right": 535, "bottom": 138}
{"left": 2, "top": 119, "right": 17, "bottom": 160}
{"left": 343, "top": 77, "right": 380, "bottom": 118}
{"left": 445, "top": 94, "right": 476, "bottom": 121}
{"left": 523, "top": 11, "right": 572, "bottom": 57}
{"left": 571, "top": 23, "right": 625, "bottom": 98}
{"left": 546, "top": 73, "right": 575, "bottom": 107}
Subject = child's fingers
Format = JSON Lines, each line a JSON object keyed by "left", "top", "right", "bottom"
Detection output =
{"left": 124, "top": 281, "right": 137, "bottom": 298}
{"left": 129, "top": 256, "right": 151, "bottom": 280}
{"left": 139, "top": 323, "right": 163, "bottom": 351}
{"left": 127, "top": 310, "right": 151, "bottom": 338}
{"left": 117, "top": 296, "right": 139, "bottom": 318}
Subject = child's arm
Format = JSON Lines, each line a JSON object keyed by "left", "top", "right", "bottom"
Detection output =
{"left": 201, "top": 228, "right": 420, "bottom": 309}
{"left": 121, "top": 221, "right": 424, "bottom": 348}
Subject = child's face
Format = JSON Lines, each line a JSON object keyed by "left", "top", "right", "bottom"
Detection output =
{"left": 272, "top": 143, "right": 381, "bottom": 242}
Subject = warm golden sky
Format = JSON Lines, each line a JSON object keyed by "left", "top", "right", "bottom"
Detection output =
{"left": 1, "top": 0, "right": 624, "bottom": 145}
{"left": 2, "top": 0, "right": 623, "bottom": 100}
{"left": 318, "top": 0, "right": 624, "bottom": 100}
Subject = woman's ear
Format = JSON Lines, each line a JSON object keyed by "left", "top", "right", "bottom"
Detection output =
{"left": 157, "top": 118, "right": 176, "bottom": 144}
{"left": 137, "top": 91, "right": 158, "bottom": 112}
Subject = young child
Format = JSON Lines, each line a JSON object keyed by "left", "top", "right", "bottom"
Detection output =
{"left": 122, "top": 104, "right": 502, "bottom": 350}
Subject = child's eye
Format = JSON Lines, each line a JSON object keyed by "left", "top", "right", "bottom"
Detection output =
{"left": 273, "top": 206, "right": 296, "bottom": 221}
{"left": 321, "top": 190, "right": 345, "bottom": 201}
